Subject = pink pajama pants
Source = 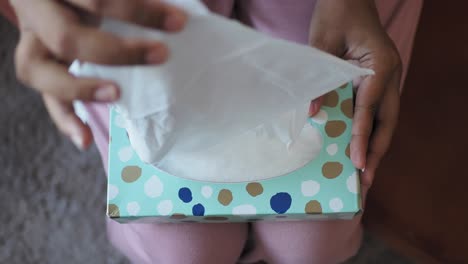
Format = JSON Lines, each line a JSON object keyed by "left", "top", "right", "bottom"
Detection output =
{"left": 84, "top": 1, "right": 423, "bottom": 263}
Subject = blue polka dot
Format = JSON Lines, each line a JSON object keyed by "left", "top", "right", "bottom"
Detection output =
{"left": 192, "top": 204, "right": 205, "bottom": 216}
{"left": 178, "top": 187, "right": 192, "bottom": 203}
{"left": 270, "top": 192, "right": 292, "bottom": 214}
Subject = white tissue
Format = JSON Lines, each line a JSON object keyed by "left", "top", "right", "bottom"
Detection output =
{"left": 70, "top": 0, "right": 373, "bottom": 182}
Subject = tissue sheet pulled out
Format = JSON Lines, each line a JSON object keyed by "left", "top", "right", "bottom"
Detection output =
{"left": 70, "top": 0, "right": 373, "bottom": 182}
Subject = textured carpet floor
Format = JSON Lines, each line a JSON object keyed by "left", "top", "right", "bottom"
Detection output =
{"left": 0, "top": 17, "right": 411, "bottom": 264}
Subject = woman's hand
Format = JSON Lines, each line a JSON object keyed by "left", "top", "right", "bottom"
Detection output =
{"left": 9, "top": 0, "right": 187, "bottom": 149}
{"left": 308, "top": 0, "right": 402, "bottom": 187}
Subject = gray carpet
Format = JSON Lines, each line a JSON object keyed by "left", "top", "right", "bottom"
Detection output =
{"left": 0, "top": 16, "right": 412, "bottom": 264}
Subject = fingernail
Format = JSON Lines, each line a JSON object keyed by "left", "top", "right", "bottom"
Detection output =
{"left": 309, "top": 103, "right": 318, "bottom": 116}
{"left": 71, "top": 134, "right": 84, "bottom": 151}
{"left": 165, "top": 13, "right": 186, "bottom": 31}
{"left": 94, "top": 85, "right": 118, "bottom": 101}
{"left": 145, "top": 46, "right": 168, "bottom": 64}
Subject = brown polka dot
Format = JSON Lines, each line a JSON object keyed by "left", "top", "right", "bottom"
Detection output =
{"left": 322, "top": 162, "right": 344, "bottom": 179}
{"left": 170, "top": 213, "right": 187, "bottom": 220}
{"left": 108, "top": 204, "right": 120, "bottom": 218}
{"left": 246, "top": 182, "right": 263, "bottom": 197}
{"left": 305, "top": 200, "right": 322, "bottom": 214}
{"left": 341, "top": 98, "right": 353, "bottom": 119}
{"left": 325, "top": 120, "right": 347, "bottom": 138}
{"left": 204, "top": 216, "right": 229, "bottom": 221}
{"left": 218, "top": 189, "right": 233, "bottom": 206}
{"left": 339, "top": 82, "right": 348, "bottom": 89}
{"left": 121, "top": 166, "right": 142, "bottom": 183}
{"left": 345, "top": 144, "right": 351, "bottom": 158}
{"left": 322, "top": 91, "right": 339, "bottom": 107}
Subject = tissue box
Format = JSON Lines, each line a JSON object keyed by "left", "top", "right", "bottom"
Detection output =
{"left": 106, "top": 83, "right": 361, "bottom": 223}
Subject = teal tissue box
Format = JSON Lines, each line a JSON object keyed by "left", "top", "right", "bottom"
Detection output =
{"left": 106, "top": 83, "right": 361, "bottom": 223}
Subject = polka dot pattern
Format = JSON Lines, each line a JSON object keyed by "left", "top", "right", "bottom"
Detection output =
{"left": 310, "top": 109, "right": 328, "bottom": 124}
{"left": 201, "top": 186, "right": 213, "bottom": 198}
{"left": 326, "top": 144, "right": 338, "bottom": 156}
{"left": 345, "top": 144, "right": 351, "bottom": 158}
{"left": 121, "top": 166, "right": 142, "bottom": 183}
{"left": 118, "top": 146, "right": 133, "bottom": 162}
{"left": 127, "top": 201, "right": 140, "bottom": 216}
{"left": 106, "top": 83, "right": 360, "bottom": 222}
{"left": 246, "top": 182, "right": 263, "bottom": 197}
{"left": 322, "top": 91, "right": 339, "bottom": 107}
{"left": 341, "top": 98, "right": 353, "bottom": 119}
{"left": 192, "top": 204, "right": 205, "bottom": 216}
{"left": 325, "top": 120, "right": 347, "bottom": 138}
{"left": 144, "top": 176, "right": 163, "bottom": 198}
{"left": 305, "top": 200, "right": 322, "bottom": 214}
{"left": 218, "top": 189, "right": 233, "bottom": 206}
{"left": 157, "top": 200, "right": 173, "bottom": 216}
{"left": 329, "top": 198, "right": 344, "bottom": 212}
{"left": 301, "top": 180, "right": 320, "bottom": 197}
{"left": 114, "top": 114, "right": 126, "bottom": 128}
{"left": 346, "top": 172, "right": 358, "bottom": 194}
{"left": 322, "top": 162, "right": 344, "bottom": 179}
{"left": 108, "top": 204, "right": 120, "bottom": 218}
{"left": 270, "top": 193, "right": 292, "bottom": 214}
{"left": 232, "top": 204, "right": 257, "bottom": 215}
{"left": 178, "top": 187, "right": 193, "bottom": 203}
{"left": 108, "top": 185, "right": 119, "bottom": 200}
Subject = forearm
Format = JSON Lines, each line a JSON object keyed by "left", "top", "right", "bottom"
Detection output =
{"left": 0, "top": 1, "right": 17, "bottom": 25}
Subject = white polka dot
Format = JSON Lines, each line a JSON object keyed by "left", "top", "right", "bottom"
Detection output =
{"left": 301, "top": 180, "right": 320, "bottom": 197}
{"left": 108, "top": 184, "right": 119, "bottom": 200}
{"left": 201, "top": 186, "right": 213, "bottom": 198}
{"left": 310, "top": 110, "right": 328, "bottom": 124}
{"left": 329, "top": 198, "right": 344, "bottom": 212}
{"left": 232, "top": 205, "right": 257, "bottom": 215}
{"left": 114, "top": 114, "right": 126, "bottom": 128}
{"left": 127, "top": 201, "right": 140, "bottom": 216}
{"left": 144, "top": 176, "right": 164, "bottom": 198}
{"left": 118, "top": 146, "right": 134, "bottom": 162}
{"left": 326, "top": 144, "right": 338, "bottom": 156}
{"left": 157, "top": 200, "right": 173, "bottom": 216}
{"left": 347, "top": 172, "right": 358, "bottom": 194}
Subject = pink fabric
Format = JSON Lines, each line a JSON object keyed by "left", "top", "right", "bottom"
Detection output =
{"left": 84, "top": 0, "right": 423, "bottom": 263}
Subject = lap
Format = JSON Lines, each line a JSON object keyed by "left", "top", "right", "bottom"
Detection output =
{"left": 106, "top": 217, "right": 364, "bottom": 264}
{"left": 240, "top": 218, "right": 362, "bottom": 264}
{"left": 107, "top": 219, "right": 248, "bottom": 264}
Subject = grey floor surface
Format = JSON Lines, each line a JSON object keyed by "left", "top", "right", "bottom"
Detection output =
{"left": 0, "top": 16, "right": 412, "bottom": 264}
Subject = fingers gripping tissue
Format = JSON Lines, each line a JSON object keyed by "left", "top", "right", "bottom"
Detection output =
{"left": 70, "top": 0, "right": 373, "bottom": 183}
